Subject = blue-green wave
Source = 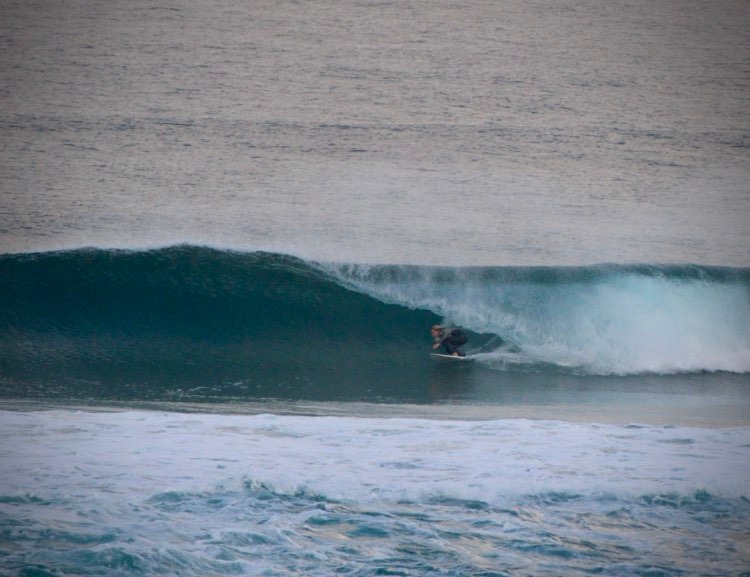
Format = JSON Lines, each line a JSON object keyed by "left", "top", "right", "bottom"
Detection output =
{"left": 0, "top": 246, "right": 441, "bottom": 401}
{"left": 0, "top": 246, "right": 748, "bottom": 403}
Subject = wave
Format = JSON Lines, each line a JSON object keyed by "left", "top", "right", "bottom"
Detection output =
{"left": 326, "top": 260, "right": 750, "bottom": 375}
{"left": 0, "top": 246, "right": 748, "bottom": 402}
{"left": 0, "top": 246, "right": 440, "bottom": 401}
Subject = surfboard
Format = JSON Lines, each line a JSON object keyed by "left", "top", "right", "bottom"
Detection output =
{"left": 431, "top": 353, "right": 471, "bottom": 361}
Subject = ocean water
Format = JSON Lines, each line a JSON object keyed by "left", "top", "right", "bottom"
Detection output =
{"left": 2, "top": 0, "right": 749, "bottom": 265}
{"left": 1, "top": 1, "right": 750, "bottom": 576}
{"left": 1, "top": 410, "right": 749, "bottom": 577}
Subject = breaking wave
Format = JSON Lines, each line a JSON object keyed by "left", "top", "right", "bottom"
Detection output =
{"left": 0, "top": 246, "right": 748, "bottom": 401}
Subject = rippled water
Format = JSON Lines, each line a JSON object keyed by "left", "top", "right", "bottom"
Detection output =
{"left": 1, "top": 0, "right": 748, "bottom": 265}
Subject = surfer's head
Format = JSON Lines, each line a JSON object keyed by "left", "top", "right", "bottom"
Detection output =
{"left": 431, "top": 325, "right": 443, "bottom": 336}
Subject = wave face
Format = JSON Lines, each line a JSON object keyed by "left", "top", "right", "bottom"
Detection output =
{"left": 1, "top": 246, "right": 749, "bottom": 402}
{"left": 0, "top": 246, "right": 439, "bottom": 401}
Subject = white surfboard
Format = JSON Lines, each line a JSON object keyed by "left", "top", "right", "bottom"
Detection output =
{"left": 431, "top": 353, "right": 471, "bottom": 361}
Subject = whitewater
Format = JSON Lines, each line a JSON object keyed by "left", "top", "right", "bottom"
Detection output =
{"left": 2, "top": 410, "right": 749, "bottom": 576}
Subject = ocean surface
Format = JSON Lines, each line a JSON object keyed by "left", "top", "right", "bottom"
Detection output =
{"left": 1, "top": 1, "right": 750, "bottom": 576}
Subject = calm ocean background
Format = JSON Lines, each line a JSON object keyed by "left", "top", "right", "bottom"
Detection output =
{"left": 1, "top": 1, "right": 749, "bottom": 576}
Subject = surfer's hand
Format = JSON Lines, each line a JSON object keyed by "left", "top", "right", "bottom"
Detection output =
{"left": 432, "top": 343, "right": 440, "bottom": 349}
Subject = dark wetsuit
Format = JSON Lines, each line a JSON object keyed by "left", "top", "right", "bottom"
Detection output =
{"left": 437, "top": 328, "right": 468, "bottom": 355}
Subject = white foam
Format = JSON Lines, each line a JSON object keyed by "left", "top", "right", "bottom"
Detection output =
{"left": 2, "top": 410, "right": 748, "bottom": 504}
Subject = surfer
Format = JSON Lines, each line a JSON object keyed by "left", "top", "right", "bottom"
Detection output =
{"left": 431, "top": 325, "right": 468, "bottom": 357}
